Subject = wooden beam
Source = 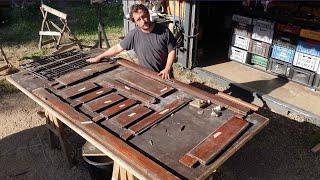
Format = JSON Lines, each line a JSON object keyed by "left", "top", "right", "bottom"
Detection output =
{"left": 39, "top": 31, "right": 61, "bottom": 36}
{"left": 311, "top": 143, "right": 320, "bottom": 153}
{"left": 41, "top": 4, "right": 67, "bottom": 20}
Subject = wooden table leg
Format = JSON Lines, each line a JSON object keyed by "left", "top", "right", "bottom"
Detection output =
{"left": 112, "top": 162, "right": 136, "bottom": 180}
{"left": 44, "top": 110, "right": 75, "bottom": 167}
{"left": 311, "top": 143, "right": 320, "bottom": 153}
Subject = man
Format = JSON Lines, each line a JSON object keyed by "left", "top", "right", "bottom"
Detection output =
{"left": 87, "top": 4, "right": 177, "bottom": 79}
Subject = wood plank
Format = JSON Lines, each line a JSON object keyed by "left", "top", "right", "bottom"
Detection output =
{"left": 129, "top": 98, "right": 190, "bottom": 135}
{"left": 117, "top": 59, "right": 252, "bottom": 114}
{"left": 84, "top": 123, "right": 179, "bottom": 179}
{"left": 101, "top": 79, "right": 156, "bottom": 105}
{"left": 311, "top": 143, "right": 320, "bottom": 153}
{"left": 58, "top": 82, "right": 98, "bottom": 99}
{"left": 84, "top": 62, "right": 119, "bottom": 74}
{"left": 84, "top": 93, "right": 124, "bottom": 112}
{"left": 72, "top": 87, "right": 113, "bottom": 107}
{"left": 41, "top": 4, "right": 67, "bottom": 19}
{"left": 39, "top": 31, "right": 61, "bottom": 36}
{"left": 179, "top": 154, "right": 198, "bottom": 168}
{"left": 100, "top": 99, "right": 137, "bottom": 118}
{"left": 100, "top": 118, "right": 134, "bottom": 140}
{"left": 56, "top": 62, "right": 118, "bottom": 86}
{"left": 33, "top": 88, "right": 90, "bottom": 123}
{"left": 117, "top": 70, "right": 175, "bottom": 97}
{"left": 217, "top": 92, "right": 259, "bottom": 111}
{"left": 56, "top": 68, "right": 92, "bottom": 86}
{"left": 113, "top": 105, "right": 152, "bottom": 128}
{"left": 6, "top": 76, "right": 179, "bottom": 180}
{"left": 189, "top": 116, "right": 249, "bottom": 165}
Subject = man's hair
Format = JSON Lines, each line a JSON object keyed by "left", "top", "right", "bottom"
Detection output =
{"left": 129, "top": 4, "right": 149, "bottom": 22}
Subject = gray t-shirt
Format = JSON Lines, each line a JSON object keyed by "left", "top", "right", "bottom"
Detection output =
{"left": 120, "top": 23, "right": 177, "bottom": 72}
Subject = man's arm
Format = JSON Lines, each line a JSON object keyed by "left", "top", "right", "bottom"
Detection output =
{"left": 87, "top": 44, "right": 124, "bottom": 63}
{"left": 158, "top": 49, "right": 176, "bottom": 79}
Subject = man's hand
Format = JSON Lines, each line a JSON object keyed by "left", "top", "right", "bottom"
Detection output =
{"left": 158, "top": 68, "right": 171, "bottom": 79}
{"left": 86, "top": 56, "right": 101, "bottom": 63}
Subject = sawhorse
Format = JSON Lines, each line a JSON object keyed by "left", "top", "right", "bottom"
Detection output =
{"left": 38, "top": 110, "right": 75, "bottom": 167}
{"left": 38, "top": 4, "right": 82, "bottom": 52}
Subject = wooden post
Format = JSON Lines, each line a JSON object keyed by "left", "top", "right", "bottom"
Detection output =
{"left": 44, "top": 110, "right": 75, "bottom": 167}
{"left": 311, "top": 143, "right": 320, "bottom": 153}
{"left": 112, "top": 162, "right": 136, "bottom": 180}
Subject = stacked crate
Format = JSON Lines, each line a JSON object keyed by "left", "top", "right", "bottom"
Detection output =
{"left": 267, "top": 23, "right": 300, "bottom": 77}
{"left": 248, "top": 19, "right": 274, "bottom": 70}
{"left": 228, "top": 15, "right": 252, "bottom": 64}
{"left": 290, "top": 29, "right": 320, "bottom": 86}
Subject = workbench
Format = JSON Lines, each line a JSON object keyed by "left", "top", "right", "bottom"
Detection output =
{"left": 7, "top": 49, "right": 268, "bottom": 179}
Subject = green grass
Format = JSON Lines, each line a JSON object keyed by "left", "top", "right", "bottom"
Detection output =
{"left": 0, "top": 2, "right": 123, "bottom": 46}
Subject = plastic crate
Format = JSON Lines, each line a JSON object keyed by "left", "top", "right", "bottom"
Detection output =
{"left": 271, "top": 41, "right": 296, "bottom": 64}
{"left": 253, "top": 19, "right": 274, "bottom": 29}
{"left": 300, "top": 29, "right": 320, "bottom": 42}
{"left": 250, "top": 54, "right": 268, "bottom": 69}
{"left": 288, "top": 66, "right": 315, "bottom": 86}
{"left": 232, "top": 14, "right": 252, "bottom": 25}
{"left": 249, "top": 39, "right": 271, "bottom": 58}
{"left": 293, "top": 52, "right": 320, "bottom": 72}
{"left": 275, "top": 23, "right": 300, "bottom": 35}
{"left": 273, "top": 32, "right": 298, "bottom": 45}
{"left": 296, "top": 40, "right": 320, "bottom": 57}
{"left": 231, "top": 34, "right": 250, "bottom": 50}
{"left": 252, "top": 19, "right": 274, "bottom": 44}
{"left": 228, "top": 46, "right": 249, "bottom": 63}
{"left": 313, "top": 74, "right": 320, "bottom": 89}
{"left": 267, "top": 58, "right": 291, "bottom": 77}
{"left": 233, "top": 23, "right": 252, "bottom": 38}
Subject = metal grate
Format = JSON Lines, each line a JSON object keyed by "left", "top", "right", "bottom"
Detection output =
{"left": 20, "top": 49, "right": 90, "bottom": 81}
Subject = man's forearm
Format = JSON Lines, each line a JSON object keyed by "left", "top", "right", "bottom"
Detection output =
{"left": 97, "top": 44, "right": 123, "bottom": 60}
{"left": 164, "top": 49, "right": 176, "bottom": 70}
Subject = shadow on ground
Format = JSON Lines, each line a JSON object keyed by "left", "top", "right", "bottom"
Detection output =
{"left": 212, "top": 109, "right": 320, "bottom": 179}
{"left": 0, "top": 125, "right": 92, "bottom": 179}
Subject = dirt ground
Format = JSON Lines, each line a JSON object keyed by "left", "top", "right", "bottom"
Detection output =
{"left": 0, "top": 45, "right": 320, "bottom": 180}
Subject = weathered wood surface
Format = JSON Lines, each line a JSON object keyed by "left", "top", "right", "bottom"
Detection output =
{"left": 100, "top": 99, "right": 137, "bottom": 118}
{"left": 7, "top": 54, "right": 269, "bottom": 179}
{"left": 41, "top": 4, "right": 67, "bottom": 19}
{"left": 129, "top": 98, "right": 191, "bottom": 135}
{"left": 113, "top": 105, "right": 152, "bottom": 128}
{"left": 56, "top": 62, "right": 117, "bottom": 86}
{"left": 84, "top": 93, "right": 124, "bottom": 112}
{"left": 188, "top": 116, "right": 250, "bottom": 165}
{"left": 117, "top": 59, "right": 252, "bottom": 115}
{"left": 58, "top": 82, "right": 97, "bottom": 99}
{"left": 117, "top": 70, "right": 175, "bottom": 97}
{"left": 101, "top": 79, "right": 157, "bottom": 105}
{"left": 72, "top": 87, "right": 113, "bottom": 106}
{"left": 33, "top": 88, "right": 90, "bottom": 123}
